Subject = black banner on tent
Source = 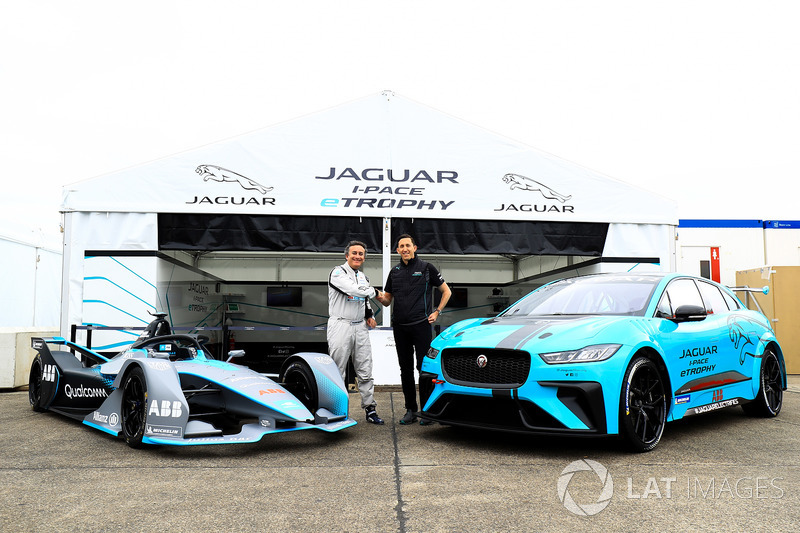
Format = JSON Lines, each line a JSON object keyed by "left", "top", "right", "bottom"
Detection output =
{"left": 158, "top": 214, "right": 382, "bottom": 252}
{"left": 158, "top": 214, "right": 607, "bottom": 256}
{"left": 390, "top": 218, "right": 608, "bottom": 256}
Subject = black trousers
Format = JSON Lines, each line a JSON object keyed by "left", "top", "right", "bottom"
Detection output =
{"left": 393, "top": 320, "right": 433, "bottom": 412}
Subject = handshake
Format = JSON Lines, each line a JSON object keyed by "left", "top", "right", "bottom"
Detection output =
{"left": 374, "top": 288, "right": 390, "bottom": 306}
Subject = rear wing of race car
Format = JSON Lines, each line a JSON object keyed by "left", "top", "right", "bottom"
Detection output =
{"left": 31, "top": 337, "right": 111, "bottom": 366}
{"left": 729, "top": 285, "right": 770, "bottom": 317}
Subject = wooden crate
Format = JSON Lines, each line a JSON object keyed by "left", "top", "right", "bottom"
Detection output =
{"left": 736, "top": 266, "right": 800, "bottom": 374}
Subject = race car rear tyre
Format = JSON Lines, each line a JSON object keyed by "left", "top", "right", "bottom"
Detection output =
{"left": 281, "top": 360, "right": 319, "bottom": 413}
{"left": 29, "top": 356, "right": 46, "bottom": 412}
{"left": 742, "top": 348, "right": 783, "bottom": 417}
{"left": 121, "top": 366, "right": 148, "bottom": 448}
{"left": 620, "top": 357, "right": 667, "bottom": 453}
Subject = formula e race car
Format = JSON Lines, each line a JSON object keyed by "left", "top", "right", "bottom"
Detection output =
{"left": 419, "top": 273, "right": 786, "bottom": 452}
{"left": 28, "top": 314, "right": 355, "bottom": 447}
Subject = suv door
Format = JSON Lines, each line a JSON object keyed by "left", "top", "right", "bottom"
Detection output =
{"left": 654, "top": 278, "right": 725, "bottom": 405}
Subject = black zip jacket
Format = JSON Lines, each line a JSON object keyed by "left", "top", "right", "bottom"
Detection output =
{"left": 384, "top": 256, "right": 445, "bottom": 326}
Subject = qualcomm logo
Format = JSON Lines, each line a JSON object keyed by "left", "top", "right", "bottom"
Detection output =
{"left": 557, "top": 459, "right": 614, "bottom": 516}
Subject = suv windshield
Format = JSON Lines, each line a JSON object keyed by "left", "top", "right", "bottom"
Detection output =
{"left": 502, "top": 275, "right": 660, "bottom": 317}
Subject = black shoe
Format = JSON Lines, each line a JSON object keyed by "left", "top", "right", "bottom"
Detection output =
{"left": 399, "top": 409, "right": 417, "bottom": 425}
{"left": 365, "top": 408, "right": 385, "bottom": 425}
{"left": 419, "top": 418, "right": 433, "bottom": 426}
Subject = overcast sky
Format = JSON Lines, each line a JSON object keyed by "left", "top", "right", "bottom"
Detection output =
{"left": 2, "top": 1, "right": 798, "bottom": 246}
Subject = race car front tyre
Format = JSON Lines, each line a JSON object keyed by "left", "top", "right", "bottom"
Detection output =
{"left": 121, "top": 366, "right": 148, "bottom": 448}
{"left": 281, "top": 360, "right": 319, "bottom": 413}
{"left": 742, "top": 348, "right": 783, "bottom": 417}
{"left": 29, "top": 356, "right": 46, "bottom": 412}
{"left": 619, "top": 357, "right": 667, "bottom": 453}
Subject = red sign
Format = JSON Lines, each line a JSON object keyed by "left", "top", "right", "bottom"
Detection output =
{"left": 710, "top": 247, "right": 721, "bottom": 283}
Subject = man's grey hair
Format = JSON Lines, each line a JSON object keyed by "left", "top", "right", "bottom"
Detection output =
{"left": 345, "top": 240, "right": 368, "bottom": 257}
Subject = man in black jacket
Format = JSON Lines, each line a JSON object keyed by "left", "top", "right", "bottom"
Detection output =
{"left": 377, "top": 234, "right": 451, "bottom": 425}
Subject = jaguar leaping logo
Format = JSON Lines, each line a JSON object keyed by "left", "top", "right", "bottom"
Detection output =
{"left": 196, "top": 165, "right": 273, "bottom": 194}
{"left": 728, "top": 315, "right": 762, "bottom": 365}
{"left": 502, "top": 173, "right": 572, "bottom": 203}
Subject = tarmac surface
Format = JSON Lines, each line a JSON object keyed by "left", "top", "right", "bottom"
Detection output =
{"left": 2, "top": 378, "right": 799, "bottom": 532}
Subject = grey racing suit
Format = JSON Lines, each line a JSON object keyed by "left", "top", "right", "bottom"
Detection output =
{"left": 327, "top": 262, "right": 377, "bottom": 410}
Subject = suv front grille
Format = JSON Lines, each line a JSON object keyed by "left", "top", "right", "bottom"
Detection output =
{"left": 441, "top": 348, "right": 530, "bottom": 388}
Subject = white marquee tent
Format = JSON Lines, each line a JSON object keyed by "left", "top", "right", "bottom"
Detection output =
{"left": 60, "top": 92, "right": 677, "bottom": 355}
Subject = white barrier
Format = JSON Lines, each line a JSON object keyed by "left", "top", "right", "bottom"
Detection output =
{"left": 369, "top": 328, "right": 400, "bottom": 385}
{"left": 0, "top": 328, "right": 59, "bottom": 389}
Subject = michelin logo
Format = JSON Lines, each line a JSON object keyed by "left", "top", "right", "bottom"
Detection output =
{"left": 146, "top": 424, "right": 183, "bottom": 437}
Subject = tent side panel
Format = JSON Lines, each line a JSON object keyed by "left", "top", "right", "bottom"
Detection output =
{"left": 61, "top": 212, "right": 159, "bottom": 339}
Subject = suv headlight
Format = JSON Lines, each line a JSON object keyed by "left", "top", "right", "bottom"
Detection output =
{"left": 539, "top": 344, "right": 621, "bottom": 364}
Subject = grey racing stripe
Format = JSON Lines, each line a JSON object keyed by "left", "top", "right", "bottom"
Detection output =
{"left": 495, "top": 321, "right": 552, "bottom": 349}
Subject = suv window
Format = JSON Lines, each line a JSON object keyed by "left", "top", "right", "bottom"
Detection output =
{"left": 664, "top": 278, "right": 704, "bottom": 311}
{"left": 697, "top": 281, "right": 729, "bottom": 314}
{"left": 721, "top": 289, "right": 741, "bottom": 310}
{"left": 655, "top": 291, "right": 673, "bottom": 318}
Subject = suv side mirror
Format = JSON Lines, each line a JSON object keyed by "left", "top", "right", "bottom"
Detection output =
{"left": 672, "top": 304, "right": 707, "bottom": 322}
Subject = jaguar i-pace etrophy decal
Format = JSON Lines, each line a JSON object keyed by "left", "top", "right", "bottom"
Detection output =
{"left": 502, "top": 173, "right": 572, "bottom": 203}
{"left": 196, "top": 165, "right": 273, "bottom": 194}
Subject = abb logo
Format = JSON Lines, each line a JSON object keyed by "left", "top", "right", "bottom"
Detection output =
{"left": 43, "top": 364, "right": 56, "bottom": 382}
{"left": 148, "top": 400, "right": 183, "bottom": 418}
{"left": 712, "top": 389, "right": 724, "bottom": 402}
{"left": 259, "top": 388, "right": 286, "bottom": 395}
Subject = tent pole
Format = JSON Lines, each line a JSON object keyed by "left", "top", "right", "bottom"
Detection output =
{"left": 381, "top": 216, "right": 391, "bottom": 327}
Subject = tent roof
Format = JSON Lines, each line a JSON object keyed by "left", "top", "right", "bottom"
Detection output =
{"left": 62, "top": 92, "right": 677, "bottom": 225}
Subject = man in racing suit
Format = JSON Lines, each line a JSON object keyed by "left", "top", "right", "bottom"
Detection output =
{"left": 327, "top": 240, "right": 385, "bottom": 425}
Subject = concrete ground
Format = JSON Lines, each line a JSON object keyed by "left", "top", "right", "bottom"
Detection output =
{"left": 1, "top": 378, "right": 799, "bottom": 532}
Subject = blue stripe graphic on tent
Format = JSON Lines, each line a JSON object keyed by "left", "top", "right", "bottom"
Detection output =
{"left": 109, "top": 257, "right": 157, "bottom": 289}
{"left": 84, "top": 256, "right": 157, "bottom": 289}
{"left": 84, "top": 276, "right": 156, "bottom": 310}
{"left": 82, "top": 323, "right": 139, "bottom": 338}
{"left": 83, "top": 300, "right": 149, "bottom": 324}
